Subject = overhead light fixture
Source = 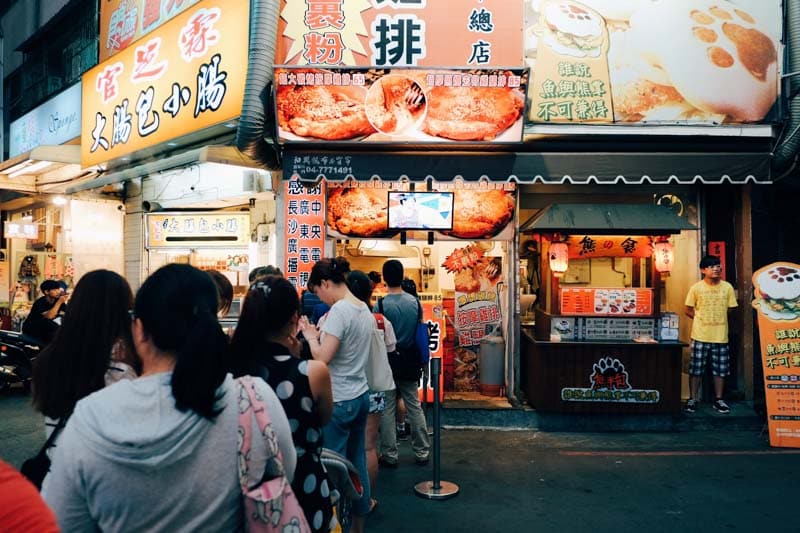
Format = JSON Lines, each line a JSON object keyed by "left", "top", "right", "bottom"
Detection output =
{"left": 52, "top": 196, "right": 68, "bottom": 206}
{"left": 7, "top": 160, "right": 52, "bottom": 178}
{"left": 21, "top": 211, "right": 33, "bottom": 221}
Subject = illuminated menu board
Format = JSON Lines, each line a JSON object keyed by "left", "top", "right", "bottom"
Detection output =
{"left": 560, "top": 288, "right": 653, "bottom": 317}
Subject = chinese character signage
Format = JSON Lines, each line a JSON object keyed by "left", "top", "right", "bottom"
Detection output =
{"left": 525, "top": 0, "right": 780, "bottom": 124}
{"left": 82, "top": 0, "right": 249, "bottom": 167}
{"left": 561, "top": 356, "right": 660, "bottom": 404}
{"left": 145, "top": 213, "right": 250, "bottom": 247}
{"left": 4, "top": 222, "right": 39, "bottom": 240}
{"left": 560, "top": 288, "right": 653, "bottom": 317}
{"left": 708, "top": 241, "right": 727, "bottom": 280}
{"left": 752, "top": 262, "right": 800, "bottom": 448}
{"left": 275, "top": 66, "right": 528, "bottom": 143}
{"left": 418, "top": 292, "right": 446, "bottom": 402}
{"left": 10, "top": 83, "right": 82, "bottom": 157}
{"left": 325, "top": 180, "right": 515, "bottom": 239}
{"left": 443, "top": 243, "right": 502, "bottom": 392}
{"left": 100, "top": 0, "right": 202, "bottom": 61}
{"left": 564, "top": 235, "right": 652, "bottom": 259}
{"left": 284, "top": 177, "right": 326, "bottom": 292}
{"left": 277, "top": 0, "right": 522, "bottom": 67}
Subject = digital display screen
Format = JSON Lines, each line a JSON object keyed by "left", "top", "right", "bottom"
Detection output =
{"left": 387, "top": 191, "right": 454, "bottom": 230}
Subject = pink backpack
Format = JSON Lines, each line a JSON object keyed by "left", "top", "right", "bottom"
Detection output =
{"left": 236, "top": 376, "right": 311, "bottom": 533}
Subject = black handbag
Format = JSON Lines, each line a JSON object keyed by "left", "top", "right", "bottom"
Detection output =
{"left": 21, "top": 418, "right": 65, "bottom": 490}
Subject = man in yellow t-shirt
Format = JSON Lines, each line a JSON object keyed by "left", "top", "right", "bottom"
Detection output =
{"left": 684, "top": 255, "right": 738, "bottom": 414}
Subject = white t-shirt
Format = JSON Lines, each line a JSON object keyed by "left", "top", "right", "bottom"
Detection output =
{"left": 320, "top": 298, "right": 372, "bottom": 402}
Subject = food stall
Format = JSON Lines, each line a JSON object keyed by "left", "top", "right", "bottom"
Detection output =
{"left": 144, "top": 212, "right": 252, "bottom": 311}
{"left": 519, "top": 204, "right": 695, "bottom": 415}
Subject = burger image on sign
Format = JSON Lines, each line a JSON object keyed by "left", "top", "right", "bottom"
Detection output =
{"left": 537, "top": 0, "right": 607, "bottom": 58}
{"left": 752, "top": 263, "right": 800, "bottom": 321}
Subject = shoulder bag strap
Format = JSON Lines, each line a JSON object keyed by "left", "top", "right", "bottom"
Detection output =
{"left": 378, "top": 296, "right": 384, "bottom": 315}
{"left": 37, "top": 417, "right": 66, "bottom": 457}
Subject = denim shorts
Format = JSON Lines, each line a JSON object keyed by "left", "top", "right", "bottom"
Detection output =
{"left": 323, "top": 391, "right": 371, "bottom": 516}
{"left": 689, "top": 340, "right": 730, "bottom": 377}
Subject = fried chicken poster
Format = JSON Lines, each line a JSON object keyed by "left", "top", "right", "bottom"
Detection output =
{"left": 752, "top": 262, "right": 800, "bottom": 448}
{"left": 274, "top": 67, "right": 528, "bottom": 143}
{"left": 443, "top": 244, "right": 503, "bottom": 392}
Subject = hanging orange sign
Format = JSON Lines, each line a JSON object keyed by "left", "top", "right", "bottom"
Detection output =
{"left": 565, "top": 235, "right": 652, "bottom": 259}
{"left": 82, "top": 0, "right": 249, "bottom": 167}
{"left": 752, "top": 262, "right": 800, "bottom": 448}
{"left": 283, "top": 177, "right": 326, "bottom": 292}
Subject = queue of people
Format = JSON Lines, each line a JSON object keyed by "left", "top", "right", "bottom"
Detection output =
{"left": 8, "top": 257, "right": 428, "bottom": 532}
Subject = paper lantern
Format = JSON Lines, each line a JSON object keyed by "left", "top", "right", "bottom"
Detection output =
{"left": 653, "top": 241, "right": 674, "bottom": 275}
{"left": 549, "top": 242, "right": 569, "bottom": 277}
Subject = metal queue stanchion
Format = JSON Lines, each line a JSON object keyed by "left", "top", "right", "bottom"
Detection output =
{"left": 414, "top": 357, "right": 459, "bottom": 500}
{"left": 421, "top": 363, "right": 433, "bottom": 436}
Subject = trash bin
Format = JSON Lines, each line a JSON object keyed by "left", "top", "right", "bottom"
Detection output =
{"left": 479, "top": 331, "right": 505, "bottom": 396}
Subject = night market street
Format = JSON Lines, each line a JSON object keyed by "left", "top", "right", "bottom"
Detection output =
{"left": 2, "top": 392, "right": 798, "bottom": 533}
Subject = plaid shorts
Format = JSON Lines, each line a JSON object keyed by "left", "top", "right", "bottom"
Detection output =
{"left": 689, "top": 340, "right": 730, "bottom": 377}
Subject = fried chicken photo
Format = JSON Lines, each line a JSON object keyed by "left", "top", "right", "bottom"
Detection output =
{"left": 365, "top": 75, "right": 426, "bottom": 135}
{"left": 327, "top": 187, "right": 395, "bottom": 237}
{"left": 422, "top": 85, "right": 524, "bottom": 141}
{"left": 444, "top": 189, "right": 515, "bottom": 239}
{"left": 276, "top": 74, "right": 375, "bottom": 140}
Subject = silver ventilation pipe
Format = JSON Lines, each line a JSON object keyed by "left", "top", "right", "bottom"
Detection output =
{"left": 236, "top": 0, "right": 281, "bottom": 170}
{"left": 773, "top": 0, "right": 800, "bottom": 178}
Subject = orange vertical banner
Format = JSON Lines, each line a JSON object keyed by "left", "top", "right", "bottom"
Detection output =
{"left": 283, "top": 177, "right": 325, "bottom": 293}
{"left": 752, "top": 262, "right": 800, "bottom": 448}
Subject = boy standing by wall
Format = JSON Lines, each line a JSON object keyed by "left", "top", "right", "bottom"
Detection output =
{"left": 684, "top": 255, "right": 738, "bottom": 414}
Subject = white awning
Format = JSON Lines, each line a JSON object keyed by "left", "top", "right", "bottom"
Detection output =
{"left": 66, "top": 145, "right": 269, "bottom": 194}
{"left": 0, "top": 145, "right": 99, "bottom": 194}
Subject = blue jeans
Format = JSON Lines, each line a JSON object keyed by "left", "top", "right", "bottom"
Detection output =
{"left": 324, "top": 391, "right": 371, "bottom": 516}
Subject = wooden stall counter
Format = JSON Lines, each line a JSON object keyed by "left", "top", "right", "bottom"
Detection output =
{"left": 521, "top": 328, "right": 686, "bottom": 414}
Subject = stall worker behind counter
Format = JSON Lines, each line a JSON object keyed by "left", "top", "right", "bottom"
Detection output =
{"left": 22, "top": 280, "right": 68, "bottom": 345}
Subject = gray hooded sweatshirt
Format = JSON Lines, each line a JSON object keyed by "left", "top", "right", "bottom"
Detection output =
{"left": 42, "top": 372, "right": 295, "bottom": 532}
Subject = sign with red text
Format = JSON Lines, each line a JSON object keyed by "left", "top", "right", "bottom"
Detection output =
{"left": 284, "top": 177, "right": 326, "bottom": 292}
{"left": 447, "top": 244, "right": 503, "bottom": 392}
{"left": 752, "top": 262, "right": 800, "bottom": 448}
{"left": 100, "top": 0, "right": 202, "bottom": 61}
{"left": 276, "top": 0, "right": 522, "bottom": 67}
{"left": 82, "top": 0, "right": 249, "bottom": 167}
{"left": 708, "top": 241, "right": 727, "bottom": 280}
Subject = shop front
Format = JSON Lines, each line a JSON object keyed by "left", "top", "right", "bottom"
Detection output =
{"left": 281, "top": 167, "right": 518, "bottom": 404}
{"left": 518, "top": 203, "right": 697, "bottom": 416}
{"left": 71, "top": 0, "right": 284, "bottom": 291}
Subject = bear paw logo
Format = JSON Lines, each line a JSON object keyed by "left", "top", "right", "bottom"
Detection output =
{"left": 590, "top": 357, "right": 631, "bottom": 391}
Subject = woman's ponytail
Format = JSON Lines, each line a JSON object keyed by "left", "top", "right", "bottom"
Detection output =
{"left": 135, "top": 264, "right": 229, "bottom": 420}
{"left": 171, "top": 306, "right": 228, "bottom": 418}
